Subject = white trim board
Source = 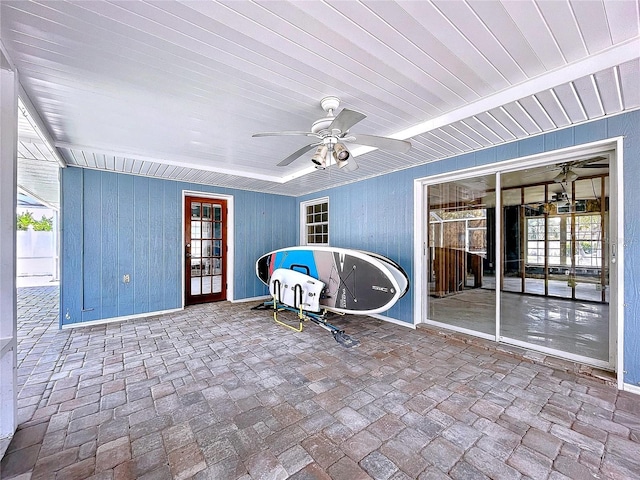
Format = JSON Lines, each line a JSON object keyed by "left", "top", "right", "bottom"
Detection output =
{"left": 231, "top": 295, "right": 270, "bottom": 304}
{"left": 613, "top": 137, "right": 625, "bottom": 390}
{"left": 370, "top": 313, "right": 416, "bottom": 329}
{"left": 623, "top": 383, "right": 640, "bottom": 396}
{"left": 61, "top": 307, "right": 183, "bottom": 329}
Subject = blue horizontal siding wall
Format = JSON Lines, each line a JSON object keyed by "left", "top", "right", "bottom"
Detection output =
{"left": 298, "top": 110, "right": 640, "bottom": 385}
{"left": 61, "top": 169, "right": 296, "bottom": 326}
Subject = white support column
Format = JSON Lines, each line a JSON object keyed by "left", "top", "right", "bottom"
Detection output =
{"left": 0, "top": 45, "right": 19, "bottom": 455}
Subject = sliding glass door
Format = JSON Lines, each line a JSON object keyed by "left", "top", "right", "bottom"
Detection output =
{"left": 426, "top": 176, "right": 496, "bottom": 337}
{"left": 422, "top": 152, "right": 612, "bottom": 367}
{"left": 499, "top": 162, "right": 610, "bottom": 362}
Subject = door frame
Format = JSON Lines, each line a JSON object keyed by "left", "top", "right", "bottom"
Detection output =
{"left": 413, "top": 137, "right": 624, "bottom": 383}
{"left": 181, "top": 191, "right": 234, "bottom": 306}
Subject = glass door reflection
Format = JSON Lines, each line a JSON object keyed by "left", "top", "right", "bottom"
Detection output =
{"left": 427, "top": 176, "right": 496, "bottom": 336}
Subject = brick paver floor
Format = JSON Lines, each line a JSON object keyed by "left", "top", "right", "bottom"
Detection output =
{"left": 2, "top": 286, "right": 640, "bottom": 479}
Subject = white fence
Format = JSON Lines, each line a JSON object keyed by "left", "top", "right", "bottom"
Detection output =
{"left": 17, "top": 228, "right": 56, "bottom": 276}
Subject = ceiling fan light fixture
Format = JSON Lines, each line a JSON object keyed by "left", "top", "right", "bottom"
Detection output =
{"left": 334, "top": 155, "right": 348, "bottom": 169}
{"left": 334, "top": 143, "right": 350, "bottom": 161}
{"left": 311, "top": 145, "right": 328, "bottom": 169}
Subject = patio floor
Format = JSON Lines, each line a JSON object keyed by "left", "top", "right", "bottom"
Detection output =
{"left": 1, "top": 286, "right": 640, "bottom": 479}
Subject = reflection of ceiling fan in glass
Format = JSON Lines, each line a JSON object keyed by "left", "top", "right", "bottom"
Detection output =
{"left": 552, "top": 157, "right": 608, "bottom": 183}
{"left": 252, "top": 97, "right": 411, "bottom": 171}
{"left": 552, "top": 191, "right": 570, "bottom": 206}
{"left": 553, "top": 166, "right": 579, "bottom": 184}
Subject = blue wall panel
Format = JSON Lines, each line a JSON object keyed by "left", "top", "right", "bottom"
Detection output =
{"left": 575, "top": 119, "right": 607, "bottom": 145}
{"left": 518, "top": 135, "right": 544, "bottom": 158}
{"left": 133, "top": 176, "right": 150, "bottom": 315}
{"left": 495, "top": 142, "right": 518, "bottom": 163}
{"left": 61, "top": 171, "right": 296, "bottom": 327}
{"left": 60, "top": 167, "right": 83, "bottom": 325}
{"left": 81, "top": 170, "right": 103, "bottom": 322}
{"left": 475, "top": 147, "right": 497, "bottom": 166}
{"left": 456, "top": 153, "right": 476, "bottom": 170}
{"left": 147, "top": 178, "right": 165, "bottom": 313}
{"left": 544, "top": 128, "right": 574, "bottom": 152}
{"left": 607, "top": 112, "right": 640, "bottom": 386}
{"left": 163, "top": 180, "right": 181, "bottom": 311}
{"left": 101, "top": 172, "right": 119, "bottom": 320}
{"left": 117, "top": 174, "right": 134, "bottom": 316}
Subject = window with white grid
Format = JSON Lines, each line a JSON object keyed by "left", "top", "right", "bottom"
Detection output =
{"left": 300, "top": 198, "right": 329, "bottom": 245}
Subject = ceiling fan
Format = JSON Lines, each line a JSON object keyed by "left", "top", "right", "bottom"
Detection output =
{"left": 252, "top": 96, "right": 411, "bottom": 171}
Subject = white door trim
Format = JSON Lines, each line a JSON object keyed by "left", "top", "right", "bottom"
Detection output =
{"left": 181, "top": 191, "right": 234, "bottom": 305}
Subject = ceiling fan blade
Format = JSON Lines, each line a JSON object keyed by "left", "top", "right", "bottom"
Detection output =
{"left": 277, "top": 143, "right": 319, "bottom": 166}
{"left": 252, "top": 131, "right": 318, "bottom": 138}
{"left": 346, "top": 133, "right": 411, "bottom": 153}
{"left": 569, "top": 156, "right": 608, "bottom": 168}
{"left": 329, "top": 109, "right": 366, "bottom": 133}
{"left": 342, "top": 158, "right": 359, "bottom": 172}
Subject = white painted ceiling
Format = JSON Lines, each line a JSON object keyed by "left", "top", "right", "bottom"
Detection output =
{"left": 1, "top": 0, "right": 639, "bottom": 202}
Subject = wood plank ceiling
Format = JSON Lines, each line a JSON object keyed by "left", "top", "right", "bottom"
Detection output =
{"left": 2, "top": 0, "right": 639, "bottom": 199}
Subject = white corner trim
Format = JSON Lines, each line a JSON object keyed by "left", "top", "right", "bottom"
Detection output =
{"left": 614, "top": 136, "right": 625, "bottom": 390}
{"left": 370, "top": 313, "right": 416, "bottom": 329}
{"left": 231, "top": 295, "right": 271, "bottom": 304}
{"left": 622, "top": 383, "right": 640, "bottom": 396}
{"left": 61, "top": 307, "right": 184, "bottom": 329}
{"left": 413, "top": 178, "right": 424, "bottom": 328}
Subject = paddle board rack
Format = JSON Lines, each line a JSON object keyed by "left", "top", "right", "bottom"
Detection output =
{"left": 252, "top": 268, "right": 359, "bottom": 348}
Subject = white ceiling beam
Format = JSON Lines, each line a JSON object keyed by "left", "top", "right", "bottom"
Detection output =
{"left": 17, "top": 87, "right": 66, "bottom": 168}
{"left": 590, "top": 74, "right": 606, "bottom": 117}
{"left": 548, "top": 89, "right": 572, "bottom": 125}
{"left": 393, "top": 37, "right": 640, "bottom": 140}
{"left": 54, "top": 141, "right": 286, "bottom": 183}
{"left": 17, "top": 186, "right": 58, "bottom": 211}
{"left": 613, "top": 65, "right": 624, "bottom": 111}
{"left": 531, "top": 95, "right": 557, "bottom": 129}
{"left": 569, "top": 81, "right": 589, "bottom": 120}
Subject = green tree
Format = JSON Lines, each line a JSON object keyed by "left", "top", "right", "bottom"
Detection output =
{"left": 16, "top": 211, "right": 53, "bottom": 231}
{"left": 16, "top": 211, "right": 34, "bottom": 230}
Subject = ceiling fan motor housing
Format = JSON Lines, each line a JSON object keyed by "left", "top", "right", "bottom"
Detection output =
{"left": 311, "top": 117, "right": 336, "bottom": 134}
{"left": 312, "top": 97, "right": 344, "bottom": 135}
{"left": 320, "top": 96, "right": 340, "bottom": 114}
